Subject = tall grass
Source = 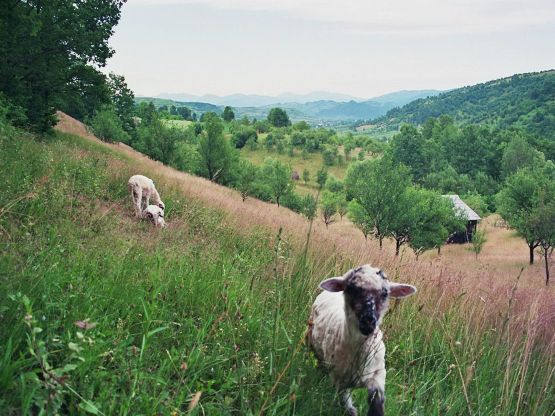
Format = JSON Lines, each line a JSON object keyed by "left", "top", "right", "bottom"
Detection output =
{"left": 1, "top": 124, "right": 553, "bottom": 415}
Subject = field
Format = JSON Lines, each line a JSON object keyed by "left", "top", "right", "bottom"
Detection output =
{"left": 162, "top": 119, "right": 194, "bottom": 129}
{"left": 0, "top": 114, "right": 553, "bottom": 415}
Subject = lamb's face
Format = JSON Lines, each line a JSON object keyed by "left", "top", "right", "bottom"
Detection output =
{"left": 319, "top": 264, "right": 417, "bottom": 337}
{"left": 144, "top": 205, "right": 166, "bottom": 228}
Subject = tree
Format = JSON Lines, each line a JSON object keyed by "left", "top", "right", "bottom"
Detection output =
{"left": 500, "top": 134, "right": 544, "bottom": 179}
{"left": 267, "top": 108, "right": 291, "bottom": 127}
{"left": 236, "top": 160, "right": 258, "bottom": 202}
{"left": 198, "top": 113, "right": 233, "bottom": 182}
{"left": 321, "top": 191, "right": 338, "bottom": 227}
{"left": 177, "top": 106, "right": 192, "bottom": 120}
{"left": 231, "top": 126, "right": 257, "bottom": 149}
{"left": 326, "top": 175, "right": 344, "bottom": 193}
{"left": 408, "top": 189, "right": 459, "bottom": 259}
{"left": 107, "top": 73, "right": 135, "bottom": 135}
{"left": 301, "top": 194, "right": 317, "bottom": 221}
{"left": 87, "top": 106, "right": 130, "bottom": 143}
{"left": 302, "top": 168, "right": 310, "bottom": 185}
{"left": 261, "top": 158, "right": 293, "bottom": 207}
{"left": 337, "top": 196, "right": 348, "bottom": 221}
{"left": 222, "top": 106, "right": 235, "bottom": 122}
{"left": 496, "top": 167, "right": 555, "bottom": 264}
{"left": 348, "top": 200, "right": 373, "bottom": 240}
{"left": 470, "top": 229, "right": 487, "bottom": 260}
{"left": 316, "top": 168, "right": 328, "bottom": 190}
{"left": 529, "top": 200, "right": 555, "bottom": 285}
{"left": 0, "top": 1, "right": 126, "bottom": 131}
{"left": 345, "top": 157, "right": 411, "bottom": 248}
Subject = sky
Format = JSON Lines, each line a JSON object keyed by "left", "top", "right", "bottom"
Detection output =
{"left": 105, "top": 0, "right": 555, "bottom": 99}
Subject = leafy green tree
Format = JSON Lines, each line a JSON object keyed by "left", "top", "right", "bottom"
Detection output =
{"left": 408, "top": 189, "right": 459, "bottom": 258}
{"left": 345, "top": 157, "right": 411, "bottom": 248}
{"left": 135, "top": 120, "right": 181, "bottom": 165}
{"left": 326, "top": 175, "right": 344, "bottom": 193}
{"left": 470, "top": 229, "right": 487, "bottom": 260}
{"left": 236, "top": 160, "right": 258, "bottom": 202}
{"left": 137, "top": 102, "right": 157, "bottom": 125}
{"left": 500, "top": 134, "right": 544, "bottom": 179}
{"left": 222, "top": 106, "right": 235, "bottom": 122}
{"left": 107, "top": 73, "right": 135, "bottom": 135}
{"left": 293, "top": 120, "right": 310, "bottom": 131}
{"left": 348, "top": 200, "right": 373, "bottom": 240}
{"left": 316, "top": 168, "right": 328, "bottom": 190}
{"left": 301, "top": 194, "right": 317, "bottom": 221}
{"left": 267, "top": 108, "right": 291, "bottom": 128}
{"left": 87, "top": 106, "right": 130, "bottom": 143}
{"left": 0, "top": 0, "right": 126, "bottom": 131}
{"left": 336, "top": 196, "right": 348, "bottom": 220}
{"left": 528, "top": 200, "right": 555, "bottom": 285}
{"left": 322, "top": 146, "right": 336, "bottom": 166}
{"left": 321, "top": 191, "right": 338, "bottom": 227}
{"left": 261, "top": 158, "right": 293, "bottom": 207}
{"left": 177, "top": 106, "right": 192, "bottom": 120}
{"left": 302, "top": 168, "right": 310, "bottom": 185}
{"left": 496, "top": 167, "right": 555, "bottom": 264}
{"left": 231, "top": 126, "right": 257, "bottom": 149}
{"left": 388, "top": 124, "right": 428, "bottom": 180}
{"left": 198, "top": 113, "right": 233, "bottom": 182}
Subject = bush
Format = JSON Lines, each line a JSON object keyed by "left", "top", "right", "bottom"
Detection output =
{"left": 87, "top": 106, "right": 130, "bottom": 143}
{"left": 231, "top": 126, "right": 258, "bottom": 149}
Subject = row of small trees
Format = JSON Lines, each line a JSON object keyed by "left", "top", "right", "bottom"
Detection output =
{"left": 344, "top": 157, "right": 464, "bottom": 257}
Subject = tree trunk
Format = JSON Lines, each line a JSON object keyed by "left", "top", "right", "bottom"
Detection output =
{"left": 395, "top": 239, "right": 401, "bottom": 256}
{"left": 545, "top": 249, "right": 550, "bottom": 286}
{"left": 379, "top": 237, "right": 383, "bottom": 249}
{"left": 437, "top": 246, "right": 441, "bottom": 255}
{"left": 529, "top": 243, "right": 535, "bottom": 265}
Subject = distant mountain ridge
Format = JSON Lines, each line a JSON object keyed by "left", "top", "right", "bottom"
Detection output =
{"left": 142, "top": 89, "right": 442, "bottom": 123}
{"left": 156, "top": 91, "right": 365, "bottom": 107}
{"left": 373, "top": 70, "right": 555, "bottom": 140}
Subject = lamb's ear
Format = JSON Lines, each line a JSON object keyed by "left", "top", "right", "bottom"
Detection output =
{"left": 319, "top": 277, "right": 346, "bottom": 292}
{"left": 389, "top": 283, "right": 417, "bottom": 298}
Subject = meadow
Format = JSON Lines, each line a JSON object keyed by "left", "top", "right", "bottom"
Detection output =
{"left": 0, "top": 117, "right": 554, "bottom": 415}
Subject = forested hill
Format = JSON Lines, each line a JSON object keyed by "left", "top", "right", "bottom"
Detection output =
{"left": 373, "top": 70, "right": 555, "bottom": 140}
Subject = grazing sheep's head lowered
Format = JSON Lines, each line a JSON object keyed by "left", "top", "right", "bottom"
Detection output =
{"left": 143, "top": 205, "right": 166, "bottom": 228}
{"left": 319, "top": 265, "right": 416, "bottom": 336}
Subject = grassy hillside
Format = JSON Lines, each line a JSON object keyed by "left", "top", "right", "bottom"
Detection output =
{"left": 1, "top": 121, "right": 554, "bottom": 415}
{"left": 372, "top": 70, "right": 555, "bottom": 140}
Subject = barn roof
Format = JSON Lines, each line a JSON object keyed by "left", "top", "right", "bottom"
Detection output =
{"left": 442, "top": 195, "right": 481, "bottom": 221}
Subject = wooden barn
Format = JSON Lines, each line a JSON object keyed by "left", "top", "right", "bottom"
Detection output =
{"left": 443, "top": 195, "right": 481, "bottom": 243}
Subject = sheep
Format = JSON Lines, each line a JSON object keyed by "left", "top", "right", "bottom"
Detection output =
{"left": 128, "top": 174, "right": 165, "bottom": 217}
{"left": 307, "top": 264, "right": 416, "bottom": 416}
{"left": 143, "top": 204, "right": 166, "bottom": 228}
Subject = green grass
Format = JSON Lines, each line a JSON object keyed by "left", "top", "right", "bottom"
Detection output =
{"left": 161, "top": 119, "right": 194, "bottom": 129}
{"left": 0, "top": 122, "right": 553, "bottom": 415}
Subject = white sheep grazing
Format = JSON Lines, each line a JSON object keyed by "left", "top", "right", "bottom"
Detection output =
{"left": 128, "top": 174, "right": 165, "bottom": 217}
{"left": 143, "top": 204, "right": 166, "bottom": 228}
{"left": 307, "top": 264, "right": 416, "bottom": 416}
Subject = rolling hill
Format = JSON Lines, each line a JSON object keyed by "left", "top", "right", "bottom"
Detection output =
{"left": 372, "top": 70, "right": 555, "bottom": 140}
{"left": 137, "top": 89, "right": 442, "bottom": 124}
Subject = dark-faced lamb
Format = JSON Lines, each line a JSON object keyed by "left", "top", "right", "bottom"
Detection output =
{"left": 307, "top": 264, "right": 416, "bottom": 416}
{"left": 143, "top": 204, "right": 166, "bottom": 228}
{"left": 128, "top": 174, "right": 165, "bottom": 217}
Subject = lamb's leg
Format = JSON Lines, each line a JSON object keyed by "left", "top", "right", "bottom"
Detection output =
{"left": 367, "top": 388, "right": 384, "bottom": 416}
{"left": 134, "top": 187, "right": 143, "bottom": 217}
{"left": 340, "top": 389, "right": 357, "bottom": 416}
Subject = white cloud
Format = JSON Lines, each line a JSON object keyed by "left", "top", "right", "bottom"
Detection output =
{"left": 132, "top": 0, "right": 555, "bottom": 35}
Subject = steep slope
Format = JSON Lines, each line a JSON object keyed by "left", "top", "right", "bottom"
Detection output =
{"left": 374, "top": 70, "right": 555, "bottom": 139}
{"left": 0, "top": 114, "right": 553, "bottom": 414}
